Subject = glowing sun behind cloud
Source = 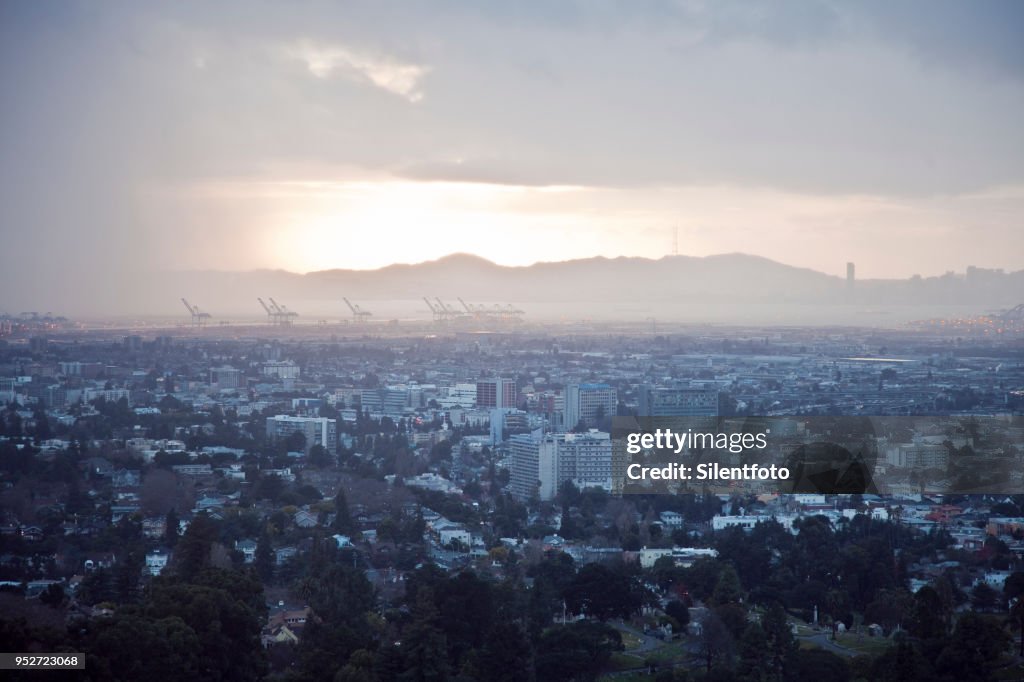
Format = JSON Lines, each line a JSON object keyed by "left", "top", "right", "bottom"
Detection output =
{"left": 264, "top": 180, "right": 600, "bottom": 272}
{"left": 151, "top": 174, "right": 1024, "bottom": 279}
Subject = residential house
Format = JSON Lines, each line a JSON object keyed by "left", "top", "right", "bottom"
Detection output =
{"left": 145, "top": 550, "right": 170, "bottom": 576}
{"left": 659, "top": 511, "right": 684, "bottom": 529}
{"left": 142, "top": 516, "right": 167, "bottom": 539}
{"left": 275, "top": 547, "right": 298, "bottom": 566}
{"left": 111, "top": 469, "right": 141, "bottom": 488}
{"left": 235, "top": 539, "right": 257, "bottom": 564}
{"left": 439, "top": 528, "right": 471, "bottom": 548}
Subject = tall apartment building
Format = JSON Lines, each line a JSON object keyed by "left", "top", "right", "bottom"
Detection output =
{"left": 558, "top": 431, "right": 614, "bottom": 494}
{"left": 266, "top": 415, "right": 337, "bottom": 455}
{"left": 886, "top": 444, "right": 948, "bottom": 469}
{"left": 210, "top": 367, "right": 243, "bottom": 390}
{"left": 360, "top": 387, "right": 412, "bottom": 415}
{"left": 508, "top": 429, "right": 612, "bottom": 501}
{"left": 476, "top": 378, "right": 517, "bottom": 409}
{"left": 508, "top": 430, "right": 557, "bottom": 501}
{"left": 490, "top": 408, "right": 531, "bottom": 445}
{"left": 563, "top": 383, "right": 617, "bottom": 429}
{"left": 638, "top": 384, "right": 719, "bottom": 417}
{"left": 439, "top": 383, "right": 478, "bottom": 408}
{"left": 0, "top": 377, "right": 15, "bottom": 403}
{"left": 261, "top": 362, "right": 300, "bottom": 379}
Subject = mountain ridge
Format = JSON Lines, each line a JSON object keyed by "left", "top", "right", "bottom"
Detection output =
{"left": 292, "top": 252, "right": 842, "bottom": 280}
{"left": 161, "top": 252, "right": 1021, "bottom": 311}
{"left": 5, "top": 253, "right": 1022, "bottom": 317}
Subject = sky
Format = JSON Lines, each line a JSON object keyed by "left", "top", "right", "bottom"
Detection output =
{"left": 1, "top": 0, "right": 1023, "bottom": 310}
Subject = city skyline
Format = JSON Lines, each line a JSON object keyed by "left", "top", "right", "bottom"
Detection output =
{"left": 2, "top": 4, "right": 1023, "bottom": 679}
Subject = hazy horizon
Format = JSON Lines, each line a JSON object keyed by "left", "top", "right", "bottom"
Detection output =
{"left": 3, "top": 1, "right": 1024, "bottom": 309}
{"left": 3, "top": 249, "right": 1022, "bottom": 321}
{"left": 166, "top": 250, "right": 1023, "bottom": 278}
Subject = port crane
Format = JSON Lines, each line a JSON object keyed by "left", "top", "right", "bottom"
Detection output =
{"left": 258, "top": 297, "right": 298, "bottom": 325}
{"left": 258, "top": 298, "right": 276, "bottom": 324}
{"left": 424, "top": 297, "right": 465, "bottom": 323}
{"left": 181, "top": 298, "right": 212, "bottom": 327}
{"left": 456, "top": 297, "right": 524, "bottom": 322}
{"left": 436, "top": 298, "right": 466, "bottom": 322}
{"left": 269, "top": 298, "right": 298, "bottom": 325}
{"left": 343, "top": 297, "right": 372, "bottom": 323}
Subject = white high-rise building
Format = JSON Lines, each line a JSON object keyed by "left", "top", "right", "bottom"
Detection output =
{"left": 266, "top": 415, "right": 337, "bottom": 455}
{"left": 563, "top": 383, "right": 617, "bottom": 429}
{"left": 439, "top": 383, "right": 478, "bottom": 408}
{"left": 638, "top": 384, "right": 718, "bottom": 417}
{"left": 508, "top": 430, "right": 612, "bottom": 501}
{"left": 211, "top": 366, "right": 243, "bottom": 390}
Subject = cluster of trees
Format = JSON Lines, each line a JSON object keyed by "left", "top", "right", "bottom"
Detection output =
{"left": 855, "top": 573, "right": 1024, "bottom": 681}
{"left": 638, "top": 512, "right": 1022, "bottom": 681}
{"left": 867, "top": 611, "right": 1010, "bottom": 682}
{"left": 289, "top": 554, "right": 632, "bottom": 682}
{"left": 1, "top": 513, "right": 269, "bottom": 681}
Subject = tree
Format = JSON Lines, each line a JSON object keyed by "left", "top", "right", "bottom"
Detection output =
{"left": 1009, "top": 595, "right": 1024, "bottom": 658}
{"left": 40, "top": 583, "right": 65, "bottom": 608}
{"left": 164, "top": 508, "right": 180, "bottom": 548}
{"left": 528, "top": 552, "right": 577, "bottom": 635}
{"left": 564, "top": 563, "right": 643, "bottom": 622}
{"left": 114, "top": 548, "right": 144, "bottom": 605}
{"left": 298, "top": 558, "right": 378, "bottom": 680}
{"left": 907, "top": 586, "right": 948, "bottom": 641}
{"left": 433, "top": 571, "right": 493, "bottom": 665}
{"left": 141, "top": 469, "right": 190, "bottom": 515}
{"left": 762, "top": 603, "right": 797, "bottom": 679}
{"left": 737, "top": 622, "right": 769, "bottom": 681}
{"left": 711, "top": 564, "right": 743, "bottom": 605}
{"left": 140, "top": 571, "right": 268, "bottom": 681}
{"left": 334, "top": 649, "right": 378, "bottom": 682}
{"left": 865, "top": 588, "right": 913, "bottom": 635}
{"left": 935, "top": 613, "right": 1010, "bottom": 682}
{"left": 664, "top": 600, "right": 690, "bottom": 632}
{"left": 478, "top": 621, "right": 532, "bottom": 682}
{"left": 535, "top": 621, "right": 622, "bottom": 682}
{"left": 683, "top": 557, "right": 726, "bottom": 602}
{"left": 869, "top": 639, "right": 932, "bottom": 682}
{"left": 254, "top": 473, "right": 286, "bottom": 502}
{"left": 284, "top": 430, "right": 307, "bottom": 453}
{"left": 32, "top": 405, "right": 51, "bottom": 442}
{"left": 173, "top": 512, "right": 219, "bottom": 580}
{"left": 66, "top": 476, "right": 88, "bottom": 514}
{"left": 1004, "top": 571, "right": 1024, "bottom": 602}
{"left": 309, "top": 444, "right": 333, "bottom": 469}
{"left": 400, "top": 589, "right": 450, "bottom": 682}
{"left": 79, "top": 568, "right": 115, "bottom": 606}
{"left": 697, "top": 609, "right": 734, "bottom": 674}
{"left": 793, "top": 649, "right": 850, "bottom": 682}
{"left": 333, "top": 488, "right": 354, "bottom": 534}
{"left": 1006, "top": 572, "right": 1024, "bottom": 657}
{"left": 557, "top": 480, "right": 581, "bottom": 509}
{"left": 651, "top": 556, "right": 684, "bottom": 592}
{"left": 970, "top": 582, "right": 999, "bottom": 612}
{"left": 88, "top": 613, "right": 202, "bottom": 682}
{"left": 255, "top": 526, "right": 274, "bottom": 583}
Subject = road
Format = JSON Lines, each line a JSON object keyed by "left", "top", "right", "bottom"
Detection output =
{"left": 798, "top": 632, "right": 860, "bottom": 658}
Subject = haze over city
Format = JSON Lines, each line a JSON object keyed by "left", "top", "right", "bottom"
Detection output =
{"left": 2, "top": 0, "right": 1024, "bottom": 316}
{"left": 3, "top": 4, "right": 1024, "bottom": 680}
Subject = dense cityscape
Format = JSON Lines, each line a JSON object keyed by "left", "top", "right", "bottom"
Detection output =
{"left": 3, "top": 0, "right": 1023, "bottom": 679}
{"left": 0, "top": 313, "right": 1022, "bottom": 681}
